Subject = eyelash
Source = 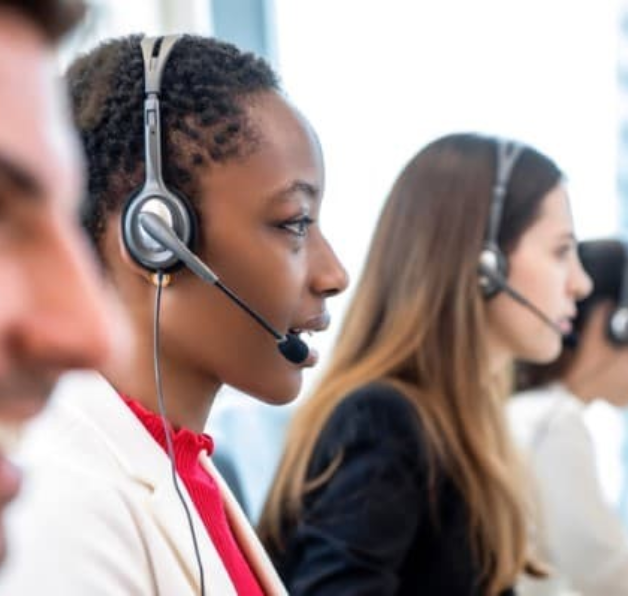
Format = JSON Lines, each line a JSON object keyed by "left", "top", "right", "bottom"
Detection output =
{"left": 555, "top": 244, "right": 574, "bottom": 259}
{"left": 279, "top": 215, "right": 315, "bottom": 238}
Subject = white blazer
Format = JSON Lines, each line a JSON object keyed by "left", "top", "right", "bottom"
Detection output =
{"left": 0, "top": 372, "right": 287, "bottom": 596}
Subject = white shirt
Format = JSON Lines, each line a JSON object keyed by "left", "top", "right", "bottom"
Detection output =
{"left": 508, "top": 382, "right": 628, "bottom": 596}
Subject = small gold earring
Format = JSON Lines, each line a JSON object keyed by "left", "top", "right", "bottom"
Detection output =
{"left": 150, "top": 272, "right": 172, "bottom": 288}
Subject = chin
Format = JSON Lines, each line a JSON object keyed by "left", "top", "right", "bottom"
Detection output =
{"left": 522, "top": 337, "right": 563, "bottom": 364}
{"left": 239, "top": 372, "right": 303, "bottom": 406}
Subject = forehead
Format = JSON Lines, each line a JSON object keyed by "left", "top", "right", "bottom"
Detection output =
{"left": 514, "top": 184, "right": 574, "bottom": 250}
{"left": 200, "top": 92, "right": 324, "bottom": 213}
{"left": 248, "top": 91, "right": 323, "bottom": 174}
{"left": 0, "top": 11, "right": 82, "bottom": 208}
{"left": 529, "top": 184, "right": 572, "bottom": 233}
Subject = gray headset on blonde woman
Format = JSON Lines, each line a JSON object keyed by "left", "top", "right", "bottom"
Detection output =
{"left": 477, "top": 138, "right": 563, "bottom": 336}
{"left": 477, "top": 138, "right": 628, "bottom": 344}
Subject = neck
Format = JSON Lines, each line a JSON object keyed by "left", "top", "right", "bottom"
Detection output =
{"left": 102, "top": 333, "right": 219, "bottom": 433}
{"left": 562, "top": 364, "right": 605, "bottom": 405}
{"left": 487, "top": 338, "right": 512, "bottom": 376}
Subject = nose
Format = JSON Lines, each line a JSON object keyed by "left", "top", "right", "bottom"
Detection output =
{"left": 311, "top": 235, "right": 349, "bottom": 298}
{"left": 9, "top": 214, "right": 119, "bottom": 372}
{"left": 570, "top": 252, "right": 593, "bottom": 301}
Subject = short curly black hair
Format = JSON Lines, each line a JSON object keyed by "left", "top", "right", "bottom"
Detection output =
{"left": 66, "top": 34, "right": 280, "bottom": 253}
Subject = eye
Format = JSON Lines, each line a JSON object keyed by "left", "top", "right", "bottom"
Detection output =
{"left": 279, "top": 215, "right": 315, "bottom": 238}
{"left": 554, "top": 242, "right": 574, "bottom": 260}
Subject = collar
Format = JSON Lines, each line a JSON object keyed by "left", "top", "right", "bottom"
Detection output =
{"left": 119, "top": 393, "right": 214, "bottom": 457}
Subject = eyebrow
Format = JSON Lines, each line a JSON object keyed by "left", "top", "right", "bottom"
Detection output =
{"left": 558, "top": 231, "right": 577, "bottom": 242}
{"left": 0, "top": 152, "right": 43, "bottom": 200}
{"left": 267, "top": 181, "right": 319, "bottom": 205}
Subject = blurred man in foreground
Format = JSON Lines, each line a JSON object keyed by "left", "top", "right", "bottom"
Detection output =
{"left": 0, "top": 0, "right": 123, "bottom": 561}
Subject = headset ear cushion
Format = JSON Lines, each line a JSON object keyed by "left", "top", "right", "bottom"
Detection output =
{"left": 121, "top": 189, "right": 197, "bottom": 272}
{"left": 608, "top": 306, "right": 628, "bottom": 345}
{"left": 478, "top": 246, "right": 509, "bottom": 299}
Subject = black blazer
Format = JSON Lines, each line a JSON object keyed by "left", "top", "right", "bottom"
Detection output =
{"left": 268, "top": 383, "right": 516, "bottom": 596}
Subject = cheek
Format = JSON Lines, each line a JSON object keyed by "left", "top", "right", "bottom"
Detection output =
{"left": 215, "top": 245, "right": 307, "bottom": 324}
{"left": 486, "top": 292, "right": 562, "bottom": 363}
{"left": 509, "top": 259, "right": 561, "bottom": 313}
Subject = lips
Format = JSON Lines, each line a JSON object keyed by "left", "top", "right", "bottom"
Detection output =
{"left": 289, "top": 311, "right": 331, "bottom": 335}
{"left": 286, "top": 312, "right": 330, "bottom": 368}
{"left": 556, "top": 317, "right": 574, "bottom": 335}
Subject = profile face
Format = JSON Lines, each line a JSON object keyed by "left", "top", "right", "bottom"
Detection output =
{"left": 485, "top": 184, "right": 592, "bottom": 367}
{"left": 156, "top": 91, "right": 348, "bottom": 403}
{"left": 0, "top": 9, "right": 118, "bottom": 561}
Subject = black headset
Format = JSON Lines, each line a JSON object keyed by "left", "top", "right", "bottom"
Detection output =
{"left": 607, "top": 242, "right": 628, "bottom": 345}
{"left": 478, "top": 139, "right": 524, "bottom": 299}
{"left": 122, "top": 34, "right": 198, "bottom": 273}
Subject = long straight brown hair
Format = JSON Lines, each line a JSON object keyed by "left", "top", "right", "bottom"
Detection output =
{"left": 259, "top": 133, "right": 562, "bottom": 595}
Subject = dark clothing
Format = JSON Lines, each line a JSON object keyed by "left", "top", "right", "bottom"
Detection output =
{"left": 269, "top": 383, "right": 515, "bottom": 596}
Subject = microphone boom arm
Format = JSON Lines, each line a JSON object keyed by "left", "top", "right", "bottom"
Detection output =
{"left": 139, "top": 211, "right": 285, "bottom": 341}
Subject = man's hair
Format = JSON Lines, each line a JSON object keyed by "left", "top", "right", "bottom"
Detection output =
{"left": 0, "top": 0, "right": 85, "bottom": 42}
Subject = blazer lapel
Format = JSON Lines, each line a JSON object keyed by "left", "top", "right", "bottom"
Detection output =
{"left": 149, "top": 475, "right": 238, "bottom": 595}
{"left": 200, "top": 454, "right": 288, "bottom": 596}
{"left": 57, "top": 372, "right": 238, "bottom": 596}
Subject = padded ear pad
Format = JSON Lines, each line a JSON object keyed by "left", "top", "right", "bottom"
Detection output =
{"left": 608, "top": 305, "right": 628, "bottom": 345}
{"left": 122, "top": 187, "right": 197, "bottom": 272}
{"left": 478, "top": 245, "right": 509, "bottom": 299}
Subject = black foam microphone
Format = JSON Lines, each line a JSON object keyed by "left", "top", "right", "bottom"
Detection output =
{"left": 139, "top": 211, "right": 310, "bottom": 364}
{"left": 478, "top": 263, "right": 564, "bottom": 336}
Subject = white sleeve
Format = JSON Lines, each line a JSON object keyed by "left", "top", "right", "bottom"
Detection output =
{"left": 533, "top": 408, "right": 628, "bottom": 596}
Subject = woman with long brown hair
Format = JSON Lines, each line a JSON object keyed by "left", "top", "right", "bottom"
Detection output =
{"left": 258, "top": 133, "right": 592, "bottom": 595}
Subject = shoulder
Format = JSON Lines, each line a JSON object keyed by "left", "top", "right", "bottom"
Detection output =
{"left": 334, "top": 381, "right": 419, "bottom": 417}
{"left": 328, "top": 381, "right": 420, "bottom": 435}
{"left": 0, "top": 462, "right": 153, "bottom": 593}
{"left": 11, "top": 449, "right": 146, "bottom": 537}
{"left": 508, "top": 384, "right": 586, "bottom": 450}
{"left": 313, "top": 382, "right": 426, "bottom": 466}
{"left": 10, "top": 380, "right": 163, "bottom": 532}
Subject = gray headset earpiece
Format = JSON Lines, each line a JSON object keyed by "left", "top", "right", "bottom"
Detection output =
{"left": 478, "top": 244, "right": 509, "bottom": 298}
{"left": 121, "top": 34, "right": 197, "bottom": 273}
{"left": 608, "top": 306, "right": 628, "bottom": 345}
{"left": 607, "top": 243, "right": 628, "bottom": 345}
{"left": 478, "top": 139, "right": 524, "bottom": 299}
{"left": 123, "top": 193, "right": 195, "bottom": 272}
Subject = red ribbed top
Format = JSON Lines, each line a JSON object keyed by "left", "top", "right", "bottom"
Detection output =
{"left": 120, "top": 394, "right": 264, "bottom": 596}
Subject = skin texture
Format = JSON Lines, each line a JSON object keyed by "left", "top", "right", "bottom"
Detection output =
{"left": 485, "top": 184, "right": 592, "bottom": 371}
{"left": 102, "top": 91, "right": 348, "bottom": 431}
{"left": 0, "top": 8, "right": 124, "bottom": 561}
